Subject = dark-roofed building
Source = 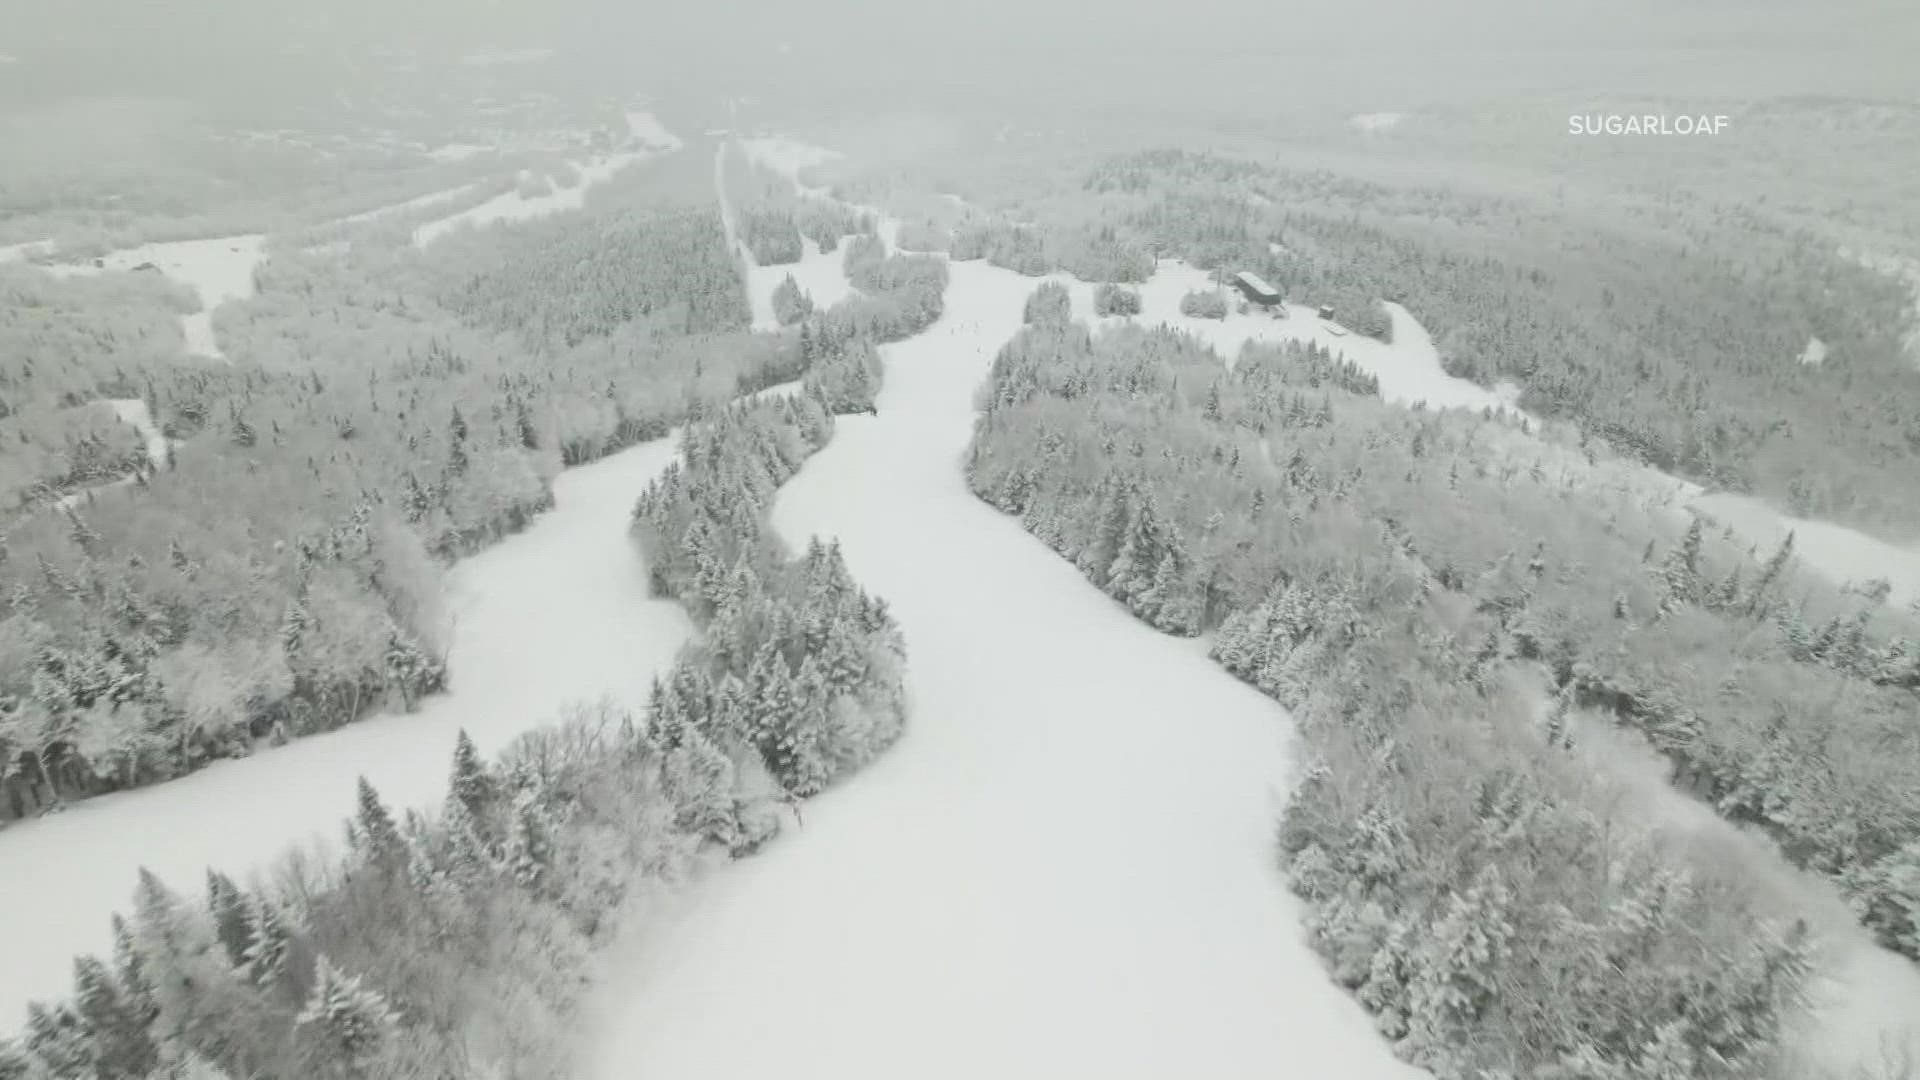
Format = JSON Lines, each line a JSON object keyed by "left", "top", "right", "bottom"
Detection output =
{"left": 1231, "top": 270, "right": 1282, "bottom": 308}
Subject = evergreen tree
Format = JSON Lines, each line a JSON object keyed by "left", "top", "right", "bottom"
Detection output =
{"left": 205, "top": 870, "right": 251, "bottom": 968}
{"left": 295, "top": 956, "right": 396, "bottom": 1070}
{"left": 241, "top": 896, "right": 290, "bottom": 988}
{"left": 72, "top": 953, "right": 159, "bottom": 1079}
{"left": 352, "top": 777, "right": 404, "bottom": 864}
{"left": 447, "top": 730, "right": 494, "bottom": 819}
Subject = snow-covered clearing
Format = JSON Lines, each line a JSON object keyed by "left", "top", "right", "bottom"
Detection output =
{"left": 42, "top": 235, "right": 264, "bottom": 358}
{"left": 331, "top": 183, "right": 480, "bottom": 227}
{"left": 1070, "top": 260, "right": 1526, "bottom": 418}
{"left": 0, "top": 423, "right": 712, "bottom": 1029}
{"left": 53, "top": 399, "right": 172, "bottom": 511}
{"left": 0, "top": 239, "right": 55, "bottom": 264}
{"left": 587, "top": 253, "right": 1424, "bottom": 1080}
{"left": 411, "top": 154, "right": 645, "bottom": 246}
{"left": 104, "top": 398, "right": 169, "bottom": 469}
{"left": 1800, "top": 335, "right": 1829, "bottom": 366}
{"left": 410, "top": 112, "right": 679, "bottom": 247}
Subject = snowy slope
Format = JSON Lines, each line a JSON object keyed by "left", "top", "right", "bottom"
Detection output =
{"left": 0, "top": 429, "right": 703, "bottom": 1029}
{"left": 586, "top": 256, "right": 1424, "bottom": 1079}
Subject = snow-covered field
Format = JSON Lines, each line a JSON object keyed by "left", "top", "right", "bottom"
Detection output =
{"left": 0, "top": 239, "right": 56, "bottom": 264}
{"left": 42, "top": 235, "right": 265, "bottom": 358}
{"left": 331, "top": 183, "right": 480, "bottom": 228}
{"left": 587, "top": 254, "right": 1425, "bottom": 1080}
{"left": 0, "top": 426, "right": 704, "bottom": 1030}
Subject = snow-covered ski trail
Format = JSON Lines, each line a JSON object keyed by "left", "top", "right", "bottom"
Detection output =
{"left": 585, "top": 258, "right": 1423, "bottom": 1079}
{"left": 0, "top": 382, "right": 797, "bottom": 1031}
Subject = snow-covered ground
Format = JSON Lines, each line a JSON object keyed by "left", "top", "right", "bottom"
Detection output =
{"left": 1800, "top": 335, "right": 1829, "bottom": 367}
{"left": 1693, "top": 491, "right": 1920, "bottom": 609}
{"left": 105, "top": 398, "right": 169, "bottom": 469}
{"left": 716, "top": 139, "right": 860, "bottom": 332}
{"left": 747, "top": 240, "right": 859, "bottom": 333}
{"left": 331, "top": 183, "right": 480, "bottom": 228}
{"left": 586, "top": 253, "right": 1425, "bottom": 1080}
{"left": 412, "top": 156, "right": 643, "bottom": 246}
{"left": 42, "top": 236, "right": 265, "bottom": 358}
{"left": 1120, "top": 263, "right": 1525, "bottom": 417}
{"left": 1351, "top": 111, "right": 1406, "bottom": 132}
{"left": 1563, "top": 708, "right": 1920, "bottom": 1075}
{"left": 411, "top": 111, "right": 679, "bottom": 247}
{"left": 0, "top": 426, "right": 707, "bottom": 1030}
{"left": 0, "top": 239, "right": 55, "bottom": 264}
{"left": 53, "top": 399, "right": 172, "bottom": 511}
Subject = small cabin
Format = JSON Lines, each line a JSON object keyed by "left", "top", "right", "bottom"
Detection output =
{"left": 1316, "top": 304, "right": 1336, "bottom": 321}
{"left": 1232, "top": 270, "right": 1282, "bottom": 308}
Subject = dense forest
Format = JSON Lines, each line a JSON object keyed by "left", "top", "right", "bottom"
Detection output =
{"left": 0, "top": 174, "right": 902, "bottom": 821}
{"left": 0, "top": 347, "right": 910, "bottom": 1077}
{"left": 925, "top": 146, "right": 1920, "bottom": 536}
{"left": 963, "top": 290, "right": 1920, "bottom": 1076}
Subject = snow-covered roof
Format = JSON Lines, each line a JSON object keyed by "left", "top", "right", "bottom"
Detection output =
{"left": 1233, "top": 270, "right": 1280, "bottom": 299}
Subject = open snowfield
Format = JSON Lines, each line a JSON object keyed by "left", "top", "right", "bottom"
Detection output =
{"left": 332, "top": 182, "right": 480, "bottom": 227}
{"left": 586, "top": 254, "right": 1425, "bottom": 1080}
{"left": 41, "top": 235, "right": 265, "bottom": 357}
{"left": 0, "top": 425, "right": 707, "bottom": 1030}
{"left": 747, "top": 239, "right": 860, "bottom": 332}
{"left": 1098, "top": 261, "right": 1527, "bottom": 418}
{"left": 0, "top": 239, "right": 56, "bottom": 263}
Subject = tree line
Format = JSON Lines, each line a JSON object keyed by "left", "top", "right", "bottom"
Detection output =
{"left": 963, "top": 298, "right": 1904, "bottom": 1078}
{"left": 0, "top": 195, "right": 796, "bottom": 821}
{"left": 0, "top": 322, "right": 915, "bottom": 1077}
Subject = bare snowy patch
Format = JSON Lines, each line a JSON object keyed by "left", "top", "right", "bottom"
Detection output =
{"left": 40, "top": 235, "right": 265, "bottom": 358}
{"left": 1800, "top": 336, "right": 1829, "bottom": 366}
{"left": 0, "top": 239, "right": 55, "bottom": 263}
{"left": 1351, "top": 111, "right": 1406, "bottom": 132}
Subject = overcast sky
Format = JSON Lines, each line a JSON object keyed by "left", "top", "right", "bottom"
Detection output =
{"left": 4, "top": 0, "right": 1916, "bottom": 114}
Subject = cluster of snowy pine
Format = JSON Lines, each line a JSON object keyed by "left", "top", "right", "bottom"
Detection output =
{"left": 633, "top": 396, "right": 907, "bottom": 797}
{"left": 967, "top": 295, "right": 1828, "bottom": 1078}
{"left": 0, "top": 203, "right": 784, "bottom": 822}
{"left": 0, "top": 708, "right": 748, "bottom": 1078}
{"left": 950, "top": 217, "right": 1154, "bottom": 282}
